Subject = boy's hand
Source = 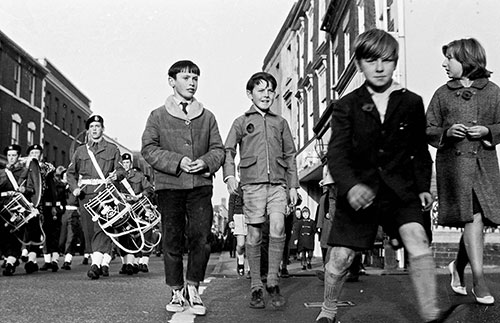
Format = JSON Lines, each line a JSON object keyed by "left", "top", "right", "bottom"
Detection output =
{"left": 446, "top": 124, "right": 468, "bottom": 138}
{"left": 289, "top": 188, "right": 298, "bottom": 206}
{"left": 467, "top": 125, "right": 489, "bottom": 139}
{"left": 180, "top": 156, "right": 193, "bottom": 173}
{"left": 189, "top": 159, "right": 207, "bottom": 173}
{"left": 347, "top": 184, "right": 375, "bottom": 211}
{"left": 419, "top": 192, "right": 433, "bottom": 211}
{"left": 226, "top": 177, "right": 239, "bottom": 195}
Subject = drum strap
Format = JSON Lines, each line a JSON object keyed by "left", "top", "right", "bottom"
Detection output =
{"left": 5, "top": 169, "right": 19, "bottom": 191}
{"left": 120, "top": 178, "right": 136, "bottom": 196}
{"left": 86, "top": 146, "right": 106, "bottom": 180}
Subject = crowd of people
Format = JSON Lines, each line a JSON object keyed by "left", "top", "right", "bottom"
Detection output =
{"left": 1, "top": 28, "right": 500, "bottom": 323}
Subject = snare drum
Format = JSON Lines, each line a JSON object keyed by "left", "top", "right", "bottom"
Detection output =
{"left": 0, "top": 192, "right": 40, "bottom": 232}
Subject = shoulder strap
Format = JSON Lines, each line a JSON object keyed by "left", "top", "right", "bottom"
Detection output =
{"left": 5, "top": 168, "right": 19, "bottom": 190}
{"left": 86, "top": 146, "right": 106, "bottom": 180}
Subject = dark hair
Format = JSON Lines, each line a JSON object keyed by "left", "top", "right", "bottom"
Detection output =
{"left": 354, "top": 29, "right": 399, "bottom": 62}
{"left": 168, "top": 60, "right": 200, "bottom": 79}
{"left": 442, "top": 38, "right": 491, "bottom": 79}
{"left": 246, "top": 72, "right": 277, "bottom": 92}
{"left": 301, "top": 206, "right": 310, "bottom": 215}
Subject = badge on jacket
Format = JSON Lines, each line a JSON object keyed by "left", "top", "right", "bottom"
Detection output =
{"left": 246, "top": 123, "right": 255, "bottom": 134}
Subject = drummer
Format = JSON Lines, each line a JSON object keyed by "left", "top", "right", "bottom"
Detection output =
{"left": 22, "top": 144, "right": 57, "bottom": 274}
{"left": 66, "top": 115, "right": 125, "bottom": 280}
{"left": 0, "top": 144, "right": 34, "bottom": 276}
{"left": 115, "top": 153, "right": 155, "bottom": 275}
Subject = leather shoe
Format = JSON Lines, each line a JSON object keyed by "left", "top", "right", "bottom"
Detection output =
{"left": 316, "top": 317, "right": 335, "bottom": 323}
{"left": 87, "top": 264, "right": 100, "bottom": 280}
{"left": 51, "top": 261, "right": 59, "bottom": 272}
{"left": 25, "top": 261, "right": 39, "bottom": 274}
{"left": 448, "top": 261, "right": 467, "bottom": 295}
{"left": 101, "top": 265, "right": 109, "bottom": 277}
{"left": 139, "top": 264, "right": 149, "bottom": 273}
{"left": 40, "top": 262, "right": 52, "bottom": 271}
{"left": 3, "top": 263, "right": 15, "bottom": 276}
{"left": 472, "top": 289, "right": 494, "bottom": 305}
{"left": 61, "top": 262, "right": 71, "bottom": 270}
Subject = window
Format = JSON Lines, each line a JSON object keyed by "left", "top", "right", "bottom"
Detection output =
{"left": 62, "top": 104, "right": 67, "bottom": 130}
{"left": 357, "top": 0, "right": 365, "bottom": 33}
{"left": 307, "top": 5, "right": 314, "bottom": 63}
{"left": 61, "top": 150, "right": 66, "bottom": 167}
{"left": 14, "top": 58, "right": 21, "bottom": 95}
{"left": 375, "top": 0, "right": 398, "bottom": 31}
{"left": 53, "top": 146, "right": 58, "bottom": 166}
{"left": 77, "top": 115, "right": 81, "bottom": 134}
{"left": 343, "top": 13, "right": 351, "bottom": 68}
{"left": 306, "top": 83, "right": 314, "bottom": 141}
{"left": 11, "top": 114, "right": 21, "bottom": 144}
{"left": 332, "top": 35, "right": 339, "bottom": 85}
{"left": 70, "top": 110, "right": 74, "bottom": 135}
{"left": 297, "top": 93, "right": 304, "bottom": 148}
{"left": 55, "top": 98, "right": 59, "bottom": 125}
{"left": 298, "top": 23, "right": 305, "bottom": 78}
{"left": 317, "top": 65, "right": 327, "bottom": 116}
{"left": 27, "top": 122, "right": 36, "bottom": 146}
{"left": 318, "top": 0, "right": 326, "bottom": 44}
{"left": 45, "top": 91, "right": 51, "bottom": 121}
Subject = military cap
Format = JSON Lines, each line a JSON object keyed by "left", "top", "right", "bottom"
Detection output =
{"left": 121, "top": 153, "right": 132, "bottom": 161}
{"left": 4, "top": 144, "right": 22, "bottom": 155}
{"left": 27, "top": 144, "right": 43, "bottom": 155}
{"left": 85, "top": 115, "right": 104, "bottom": 129}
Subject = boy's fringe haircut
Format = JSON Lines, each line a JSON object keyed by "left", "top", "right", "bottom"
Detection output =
{"left": 354, "top": 29, "right": 399, "bottom": 61}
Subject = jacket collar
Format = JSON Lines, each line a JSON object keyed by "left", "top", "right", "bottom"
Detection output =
{"left": 446, "top": 78, "right": 489, "bottom": 90}
{"left": 164, "top": 95, "right": 204, "bottom": 120}
{"left": 356, "top": 82, "right": 406, "bottom": 124}
{"left": 87, "top": 138, "right": 108, "bottom": 155}
{"left": 244, "top": 105, "right": 277, "bottom": 116}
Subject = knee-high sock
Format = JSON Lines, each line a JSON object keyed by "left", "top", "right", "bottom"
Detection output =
{"left": 246, "top": 241, "right": 263, "bottom": 291}
{"left": 92, "top": 251, "right": 103, "bottom": 267}
{"left": 316, "top": 270, "right": 347, "bottom": 321}
{"left": 267, "top": 236, "right": 285, "bottom": 287}
{"left": 408, "top": 253, "right": 440, "bottom": 321}
{"left": 102, "top": 253, "right": 111, "bottom": 267}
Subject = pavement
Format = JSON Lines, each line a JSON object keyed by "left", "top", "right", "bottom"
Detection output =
{"left": 1, "top": 252, "right": 500, "bottom": 323}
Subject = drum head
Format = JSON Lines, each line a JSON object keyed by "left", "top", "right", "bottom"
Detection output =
{"left": 28, "top": 159, "right": 42, "bottom": 207}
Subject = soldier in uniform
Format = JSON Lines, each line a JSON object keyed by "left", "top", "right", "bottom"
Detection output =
{"left": 59, "top": 170, "right": 82, "bottom": 270}
{"left": 0, "top": 144, "right": 34, "bottom": 276}
{"left": 115, "top": 154, "right": 155, "bottom": 275}
{"left": 38, "top": 164, "right": 67, "bottom": 272}
{"left": 67, "top": 115, "right": 125, "bottom": 279}
{"left": 22, "top": 144, "right": 61, "bottom": 273}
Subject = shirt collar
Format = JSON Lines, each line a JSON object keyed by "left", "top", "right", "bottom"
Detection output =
{"left": 365, "top": 81, "right": 403, "bottom": 97}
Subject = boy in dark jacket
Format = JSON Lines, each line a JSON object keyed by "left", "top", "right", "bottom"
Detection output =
{"left": 316, "top": 29, "right": 451, "bottom": 323}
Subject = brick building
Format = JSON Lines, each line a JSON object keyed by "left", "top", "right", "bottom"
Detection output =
{"left": 0, "top": 30, "right": 48, "bottom": 166}
{"left": 41, "top": 58, "right": 92, "bottom": 167}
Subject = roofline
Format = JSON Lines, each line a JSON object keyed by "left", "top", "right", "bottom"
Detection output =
{"left": 0, "top": 29, "right": 49, "bottom": 75}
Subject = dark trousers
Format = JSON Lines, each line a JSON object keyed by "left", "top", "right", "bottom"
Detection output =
{"left": 42, "top": 206, "right": 63, "bottom": 254}
{"left": 157, "top": 186, "right": 213, "bottom": 288}
{"left": 80, "top": 194, "right": 112, "bottom": 254}
{"left": 59, "top": 208, "right": 82, "bottom": 255}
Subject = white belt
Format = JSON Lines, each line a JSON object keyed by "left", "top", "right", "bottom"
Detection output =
{"left": 66, "top": 206, "right": 78, "bottom": 210}
{"left": 80, "top": 179, "right": 106, "bottom": 185}
{"left": 45, "top": 201, "right": 62, "bottom": 207}
{"left": 0, "top": 191, "right": 15, "bottom": 197}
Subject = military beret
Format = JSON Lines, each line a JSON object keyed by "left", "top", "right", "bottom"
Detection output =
{"left": 121, "top": 153, "right": 132, "bottom": 161}
{"left": 85, "top": 115, "right": 104, "bottom": 129}
{"left": 27, "top": 144, "right": 43, "bottom": 154}
{"left": 4, "top": 144, "right": 22, "bottom": 155}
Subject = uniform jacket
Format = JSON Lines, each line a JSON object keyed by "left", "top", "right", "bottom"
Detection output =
{"left": 67, "top": 139, "right": 125, "bottom": 196}
{"left": 116, "top": 168, "right": 154, "bottom": 199}
{"left": 426, "top": 78, "right": 500, "bottom": 226}
{"left": 327, "top": 83, "right": 432, "bottom": 205}
{"left": 0, "top": 162, "right": 34, "bottom": 196}
{"left": 223, "top": 106, "right": 299, "bottom": 188}
{"left": 141, "top": 96, "right": 225, "bottom": 190}
{"left": 292, "top": 218, "right": 316, "bottom": 251}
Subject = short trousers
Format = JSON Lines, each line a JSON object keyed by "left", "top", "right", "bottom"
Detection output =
{"left": 328, "top": 183, "right": 426, "bottom": 251}
{"left": 233, "top": 213, "right": 248, "bottom": 236}
{"left": 242, "top": 184, "right": 287, "bottom": 225}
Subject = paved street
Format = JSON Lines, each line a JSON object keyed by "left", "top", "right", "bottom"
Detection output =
{"left": 1, "top": 252, "right": 500, "bottom": 323}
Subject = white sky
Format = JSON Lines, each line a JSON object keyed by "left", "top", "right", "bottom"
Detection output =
{"left": 0, "top": 0, "right": 295, "bottom": 205}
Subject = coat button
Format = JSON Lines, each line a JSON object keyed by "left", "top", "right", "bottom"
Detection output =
{"left": 185, "top": 120, "right": 191, "bottom": 125}
{"left": 186, "top": 141, "right": 191, "bottom": 146}
{"left": 378, "top": 149, "right": 384, "bottom": 153}
{"left": 472, "top": 120, "right": 477, "bottom": 125}
{"left": 455, "top": 150, "right": 462, "bottom": 156}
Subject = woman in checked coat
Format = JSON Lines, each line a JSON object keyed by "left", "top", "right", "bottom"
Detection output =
{"left": 426, "top": 38, "right": 500, "bottom": 305}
